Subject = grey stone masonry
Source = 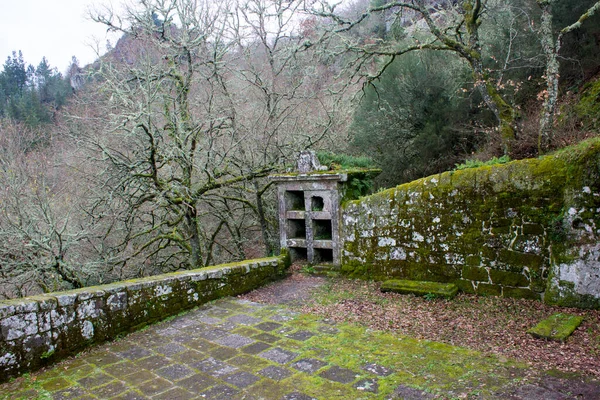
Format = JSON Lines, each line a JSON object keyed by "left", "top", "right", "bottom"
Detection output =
{"left": 270, "top": 162, "right": 379, "bottom": 266}
{"left": 0, "top": 255, "right": 289, "bottom": 382}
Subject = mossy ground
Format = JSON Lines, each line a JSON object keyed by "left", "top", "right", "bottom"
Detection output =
{"left": 297, "top": 276, "right": 600, "bottom": 378}
{"left": 0, "top": 297, "right": 546, "bottom": 400}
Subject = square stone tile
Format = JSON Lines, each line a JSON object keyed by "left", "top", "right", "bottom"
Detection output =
{"left": 242, "top": 342, "right": 272, "bottom": 355}
{"left": 121, "top": 370, "right": 156, "bottom": 385}
{"left": 196, "top": 327, "right": 229, "bottom": 341}
{"left": 156, "top": 327, "right": 180, "bottom": 337}
{"left": 228, "top": 354, "right": 271, "bottom": 370}
{"left": 392, "top": 385, "right": 436, "bottom": 399}
{"left": 192, "top": 357, "right": 238, "bottom": 377}
{"left": 291, "top": 358, "right": 327, "bottom": 373}
{"left": 252, "top": 333, "right": 280, "bottom": 344}
{"left": 208, "top": 346, "right": 239, "bottom": 361}
{"left": 171, "top": 334, "right": 196, "bottom": 344}
{"left": 104, "top": 361, "right": 139, "bottom": 377}
{"left": 94, "top": 381, "right": 128, "bottom": 397}
{"left": 199, "top": 316, "right": 223, "bottom": 325}
{"left": 286, "top": 331, "right": 315, "bottom": 341}
{"left": 186, "top": 338, "right": 214, "bottom": 352}
{"left": 40, "top": 377, "right": 73, "bottom": 391}
{"left": 155, "top": 343, "right": 188, "bottom": 356}
{"left": 258, "top": 366, "right": 293, "bottom": 381}
{"left": 117, "top": 346, "right": 153, "bottom": 360}
{"left": 255, "top": 322, "right": 283, "bottom": 332}
{"left": 355, "top": 378, "right": 379, "bottom": 394}
{"left": 106, "top": 390, "right": 148, "bottom": 400}
{"left": 53, "top": 386, "right": 86, "bottom": 399}
{"left": 151, "top": 387, "right": 195, "bottom": 400}
{"left": 205, "top": 307, "right": 232, "bottom": 318}
{"left": 222, "top": 371, "right": 260, "bottom": 388}
{"left": 258, "top": 348, "right": 298, "bottom": 364}
{"left": 317, "top": 325, "right": 340, "bottom": 335}
{"left": 77, "top": 372, "right": 113, "bottom": 388}
{"left": 135, "top": 355, "right": 171, "bottom": 370}
{"left": 270, "top": 312, "right": 298, "bottom": 322}
{"left": 156, "top": 364, "right": 195, "bottom": 381}
{"left": 275, "top": 326, "right": 295, "bottom": 334}
{"left": 169, "top": 317, "right": 198, "bottom": 329}
{"left": 228, "top": 314, "right": 263, "bottom": 325}
{"left": 177, "top": 373, "right": 219, "bottom": 392}
{"left": 362, "top": 362, "right": 394, "bottom": 376}
{"left": 282, "top": 392, "right": 318, "bottom": 400}
{"left": 182, "top": 322, "right": 212, "bottom": 334}
{"left": 85, "top": 352, "right": 123, "bottom": 366}
{"left": 215, "top": 334, "right": 255, "bottom": 348}
{"left": 198, "top": 384, "right": 239, "bottom": 400}
{"left": 232, "top": 326, "right": 262, "bottom": 337}
{"left": 216, "top": 320, "right": 239, "bottom": 330}
{"left": 138, "top": 376, "right": 173, "bottom": 396}
{"left": 217, "top": 300, "right": 248, "bottom": 311}
{"left": 319, "top": 366, "right": 358, "bottom": 384}
{"left": 170, "top": 350, "right": 206, "bottom": 365}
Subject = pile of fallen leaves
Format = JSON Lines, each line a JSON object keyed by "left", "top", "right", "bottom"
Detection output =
{"left": 242, "top": 273, "right": 600, "bottom": 378}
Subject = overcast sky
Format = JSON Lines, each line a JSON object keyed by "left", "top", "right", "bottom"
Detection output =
{"left": 0, "top": 0, "right": 117, "bottom": 74}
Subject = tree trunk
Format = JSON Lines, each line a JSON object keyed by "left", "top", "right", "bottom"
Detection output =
{"left": 471, "top": 58, "right": 518, "bottom": 155}
{"left": 254, "top": 180, "right": 274, "bottom": 256}
{"left": 186, "top": 205, "right": 203, "bottom": 268}
{"left": 464, "top": 0, "right": 517, "bottom": 155}
{"left": 538, "top": 1, "right": 560, "bottom": 153}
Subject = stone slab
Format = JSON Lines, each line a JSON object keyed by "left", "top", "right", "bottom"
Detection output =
{"left": 527, "top": 313, "right": 584, "bottom": 341}
{"left": 380, "top": 279, "right": 459, "bottom": 299}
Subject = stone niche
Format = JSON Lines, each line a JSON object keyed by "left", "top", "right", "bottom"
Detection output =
{"left": 270, "top": 152, "right": 379, "bottom": 265}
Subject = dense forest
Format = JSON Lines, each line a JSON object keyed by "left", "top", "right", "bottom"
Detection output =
{"left": 0, "top": 0, "right": 599, "bottom": 299}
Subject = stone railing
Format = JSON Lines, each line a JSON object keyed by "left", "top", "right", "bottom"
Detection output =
{"left": 0, "top": 255, "right": 289, "bottom": 382}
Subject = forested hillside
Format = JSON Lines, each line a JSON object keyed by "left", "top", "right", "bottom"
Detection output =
{"left": 0, "top": 0, "right": 598, "bottom": 299}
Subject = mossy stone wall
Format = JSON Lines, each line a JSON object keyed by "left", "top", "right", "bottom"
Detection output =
{"left": 341, "top": 139, "right": 600, "bottom": 309}
{"left": 0, "top": 255, "right": 289, "bottom": 382}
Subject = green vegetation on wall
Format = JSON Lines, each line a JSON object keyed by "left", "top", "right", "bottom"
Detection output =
{"left": 340, "top": 138, "right": 600, "bottom": 309}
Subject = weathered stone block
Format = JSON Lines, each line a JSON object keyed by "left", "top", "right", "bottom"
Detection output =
{"left": 474, "top": 284, "right": 502, "bottom": 297}
{"left": 489, "top": 270, "right": 530, "bottom": 287}
{"left": 527, "top": 313, "right": 583, "bottom": 341}
{"left": 380, "top": 280, "right": 458, "bottom": 299}
{"left": 462, "top": 266, "right": 489, "bottom": 282}
{"left": 502, "top": 287, "right": 541, "bottom": 300}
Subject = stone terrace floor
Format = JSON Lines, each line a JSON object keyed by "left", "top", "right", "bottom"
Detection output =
{"left": 2, "top": 297, "right": 600, "bottom": 400}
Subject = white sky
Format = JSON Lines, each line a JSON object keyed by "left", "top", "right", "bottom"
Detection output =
{"left": 0, "top": 0, "right": 118, "bottom": 74}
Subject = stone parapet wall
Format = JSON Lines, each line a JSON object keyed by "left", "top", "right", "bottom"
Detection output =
{"left": 0, "top": 255, "right": 289, "bottom": 382}
{"left": 340, "top": 139, "right": 600, "bottom": 309}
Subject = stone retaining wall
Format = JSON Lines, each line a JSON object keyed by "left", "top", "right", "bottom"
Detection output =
{"left": 0, "top": 255, "right": 289, "bottom": 382}
{"left": 340, "top": 139, "right": 600, "bottom": 309}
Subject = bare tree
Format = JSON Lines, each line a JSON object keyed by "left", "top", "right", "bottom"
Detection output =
{"left": 0, "top": 122, "right": 104, "bottom": 298}
{"left": 536, "top": 0, "right": 600, "bottom": 152}
{"left": 84, "top": 0, "right": 340, "bottom": 270}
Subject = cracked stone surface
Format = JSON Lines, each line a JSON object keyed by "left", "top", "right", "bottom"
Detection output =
{"left": 2, "top": 296, "right": 600, "bottom": 400}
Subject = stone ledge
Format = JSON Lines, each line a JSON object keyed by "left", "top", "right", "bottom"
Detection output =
{"left": 0, "top": 254, "right": 289, "bottom": 382}
{"left": 380, "top": 280, "right": 458, "bottom": 299}
{"left": 527, "top": 313, "right": 584, "bottom": 341}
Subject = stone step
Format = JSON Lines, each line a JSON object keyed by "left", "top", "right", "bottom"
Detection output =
{"left": 527, "top": 313, "right": 584, "bottom": 341}
{"left": 380, "top": 279, "right": 458, "bottom": 299}
{"left": 306, "top": 264, "right": 340, "bottom": 276}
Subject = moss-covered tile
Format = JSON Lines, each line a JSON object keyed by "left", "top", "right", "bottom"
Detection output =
{"left": 527, "top": 313, "right": 584, "bottom": 341}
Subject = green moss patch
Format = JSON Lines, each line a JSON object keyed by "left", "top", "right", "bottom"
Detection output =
{"left": 380, "top": 280, "right": 458, "bottom": 299}
{"left": 527, "top": 313, "right": 584, "bottom": 341}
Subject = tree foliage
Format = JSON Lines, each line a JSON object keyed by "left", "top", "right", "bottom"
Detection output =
{"left": 350, "top": 51, "right": 482, "bottom": 186}
{"left": 0, "top": 51, "right": 71, "bottom": 129}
